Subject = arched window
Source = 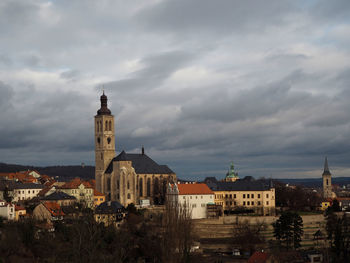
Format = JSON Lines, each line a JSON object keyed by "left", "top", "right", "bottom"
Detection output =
{"left": 117, "top": 180, "right": 119, "bottom": 190}
{"left": 127, "top": 181, "right": 130, "bottom": 190}
{"left": 147, "top": 178, "right": 151, "bottom": 197}
{"left": 326, "top": 179, "right": 329, "bottom": 186}
{"left": 139, "top": 178, "right": 143, "bottom": 197}
{"left": 109, "top": 121, "right": 112, "bottom": 131}
{"left": 97, "top": 121, "right": 99, "bottom": 132}
{"left": 105, "top": 121, "right": 108, "bottom": 131}
{"left": 107, "top": 178, "right": 111, "bottom": 191}
{"left": 127, "top": 193, "right": 131, "bottom": 199}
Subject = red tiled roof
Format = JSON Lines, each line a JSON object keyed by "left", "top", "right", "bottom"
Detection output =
{"left": 15, "top": 205, "right": 26, "bottom": 211}
{"left": 248, "top": 252, "right": 269, "bottom": 263}
{"left": 177, "top": 183, "right": 214, "bottom": 195}
{"left": 43, "top": 201, "right": 65, "bottom": 217}
{"left": 94, "top": 189, "right": 105, "bottom": 196}
{"left": 61, "top": 178, "right": 93, "bottom": 189}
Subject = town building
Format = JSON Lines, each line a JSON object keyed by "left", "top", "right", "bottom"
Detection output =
{"left": 33, "top": 201, "right": 65, "bottom": 222}
{"left": 15, "top": 204, "right": 26, "bottom": 220}
{"left": 41, "top": 191, "right": 77, "bottom": 207}
{"left": 12, "top": 182, "right": 44, "bottom": 202}
{"left": 0, "top": 200, "right": 15, "bottom": 220}
{"left": 94, "top": 92, "right": 176, "bottom": 207}
{"left": 94, "top": 201, "right": 126, "bottom": 227}
{"left": 205, "top": 177, "right": 275, "bottom": 215}
{"left": 94, "top": 189, "right": 105, "bottom": 207}
{"left": 59, "top": 178, "right": 94, "bottom": 208}
{"left": 167, "top": 183, "right": 215, "bottom": 219}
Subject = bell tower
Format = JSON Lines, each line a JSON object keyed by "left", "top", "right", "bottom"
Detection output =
{"left": 322, "top": 157, "right": 332, "bottom": 199}
{"left": 95, "top": 92, "right": 116, "bottom": 193}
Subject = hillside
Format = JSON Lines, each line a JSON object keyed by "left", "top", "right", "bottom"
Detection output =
{"left": 275, "top": 177, "right": 350, "bottom": 188}
{"left": 0, "top": 163, "right": 94, "bottom": 181}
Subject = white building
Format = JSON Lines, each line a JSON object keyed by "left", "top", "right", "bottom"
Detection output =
{"left": 13, "top": 183, "right": 44, "bottom": 202}
{"left": 167, "top": 183, "right": 215, "bottom": 219}
{"left": 0, "top": 200, "right": 15, "bottom": 220}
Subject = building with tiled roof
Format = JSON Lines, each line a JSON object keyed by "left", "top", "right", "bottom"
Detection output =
{"left": 94, "top": 93, "right": 176, "bottom": 207}
{"left": 167, "top": 183, "right": 215, "bottom": 219}
{"left": 41, "top": 191, "right": 76, "bottom": 207}
{"left": 33, "top": 201, "right": 65, "bottom": 221}
{"left": 0, "top": 200, "right": 15, "bottom": 220}
{"left": 204, "top": 176, "right": 275, "bottom": 216}
{"left": 15, "top": 204, "right": 26, "bottom": 221}
{"left": 94, "top": 201, "right": 126, "bottom": 227}
{"left": 94, "top": 189, "right": 105, "bottom": 207}
{"left": 59, "top": 178, "right": 94, "bottom": 208}
{"left": 247, "top": 251, "right": 269, "bottom": 263}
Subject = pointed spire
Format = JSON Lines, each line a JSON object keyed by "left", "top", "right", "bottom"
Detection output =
{"left": 322, "top": 157, "right": 331, "bottom": 176}
{"left": 142, "top": 145, "right": 145, "bottom": 155}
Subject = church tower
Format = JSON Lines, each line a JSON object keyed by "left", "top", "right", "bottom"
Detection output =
{"left": 95, "top": 92, "right": 116, "bottom": 193}
{"left": 322, "top": 157, "right": 332, "bottom": 199}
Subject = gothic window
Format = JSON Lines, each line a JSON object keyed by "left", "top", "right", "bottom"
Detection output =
{"left": 97, "top": 121, "right": 99, "bottom": 132}
{"left": 107, "top": 137, "right": 111, "bottom": 144}
{"left": 326, "top": 179, "right": 329, "bottom": 186}
{"left": 127, "top": 193, "right": 131, "bottom": 199}
{"left": 107, "top": 178, "right": 111, "bottom": 191}
{"left": 127, "top": 181, "right": 130, "bottom": 190}
{"left": 100, "top": 121, "right": 102, "bottom": 131}
{"left": 105, "top": 121, "right": 108, "bottom": 131}
{"left": 117, "top": 180, "right": 119, "bottom": 190}
{"left": 109, "top": 121, "right": 112, "bottom": 131}
{"left": 147, "top": 178, "right": 151, "bottom": 197}
{"left": 139, "top": 178, "right": 143, "bottom": 197}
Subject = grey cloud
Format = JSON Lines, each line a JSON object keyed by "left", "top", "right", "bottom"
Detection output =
{"left": 137, "top": 0, "right": 297, "bottom": 35}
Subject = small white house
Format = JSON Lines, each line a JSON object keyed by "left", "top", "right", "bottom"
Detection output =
{"left": 13, "top": 183, "right": 44, "bottom": 202}
{"left": 0, "top": 200, "right": 15, "bottom": 220}
{"left": 167, "top": 183, "right": 215, "bottom": 219}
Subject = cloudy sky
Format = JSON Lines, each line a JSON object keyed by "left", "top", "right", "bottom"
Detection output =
{"left": 1, "top": 0, "right": 350, "bottom": 180}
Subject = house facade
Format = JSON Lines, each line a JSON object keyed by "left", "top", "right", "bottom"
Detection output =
{"left": 167, "top": 183, "right": 215, "bottom": 219}
{"left": 59, "top": 178, "right": 94, "bottom": 208}
{"left": 0, "top": 200, "right": 15, "bottom": 220}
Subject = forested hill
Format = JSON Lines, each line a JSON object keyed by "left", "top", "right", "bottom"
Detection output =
{"left": 275, "top": 177, "right": 350, "bottom": 188}
{"left": 0, "top": 163, "right": 94, "bottom": 181}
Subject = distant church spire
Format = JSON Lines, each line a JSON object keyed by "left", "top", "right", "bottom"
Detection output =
{"left": 97, "top": 91, "right": 111, "bottom": 115}
{"left": 323, "top": 156, "right": 331, "bottom": 176}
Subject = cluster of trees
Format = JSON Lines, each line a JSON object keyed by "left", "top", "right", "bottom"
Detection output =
{"left": 0, "top": 202, "right": 199, "bottom": 263}
{"left": 274, "top": 181, "right": 321, "bottom": 211}
{"left": 273, "top": 211, "right": 304, "bottom": 250}
{"left": 325, "top": 203, "right": 350, "bottom": 262}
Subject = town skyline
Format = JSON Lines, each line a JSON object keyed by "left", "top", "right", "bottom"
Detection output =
{"left": 1, "top": 0, "right": 350, "bottom": 180}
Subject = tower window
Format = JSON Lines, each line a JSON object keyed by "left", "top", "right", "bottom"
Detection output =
{"left": 127, "top": 181, "right": 130, "bottom": 190}
{"left": 109, "top": 121, "right": 112, "bottom": 131}
{"left": 327, "top": 179, "right": 329, "bottom": 186}
{"left": 105, "top": 121, "right": 108, "bottom": 131}
{"left": 127, "top": 193, "right": 131, "bottom": 199}
{"left": 107, "top": 137, "right": 111, "bottom": 144}
{"left": 97, "top": 137, "right": 101, "bottom": 144}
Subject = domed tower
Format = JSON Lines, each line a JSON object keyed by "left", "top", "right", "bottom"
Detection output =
{"left": 322, "top": 157, "right": 332, "bottom": 199}
{"left": 225, "top": 162, "right": 239, "bottom": 182}
{"left": 95, "top": 92, "right": 116, "bottom": 193}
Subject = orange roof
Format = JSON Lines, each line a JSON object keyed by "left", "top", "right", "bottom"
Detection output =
{"left": 61, "top": 178, "right": 92, "bottom": 189}
{"left": 43, "top": 201, "right": 65, "bottom": 217}
{"left": 248, "top": 252, "right": 269, "bottom": 263}
{"left": 0, "top": 172, "right": 37, "bottom": 183}
{"left": 94, "top": 189, "right": 105, "bottom": 196}
{"left": 15, "top": 205, "right": 26, "bottom": 211}
{"left": 177, "top": 183, "right": 214, "bottom": 195}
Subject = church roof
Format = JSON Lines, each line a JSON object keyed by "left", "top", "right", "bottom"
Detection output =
{"left": 105, "top": 150, "right": 175, "bottom": 175}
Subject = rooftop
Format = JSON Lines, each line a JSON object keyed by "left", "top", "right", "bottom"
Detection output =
{"left": 177, "top": 183, "right": 214, "bottom": 195}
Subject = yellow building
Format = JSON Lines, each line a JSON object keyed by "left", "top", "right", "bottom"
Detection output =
{"left": 94, "top": 189, "right": 106, "bottom": 207}
{"left": 205, "top": 176, "right": 275, "bottom": 216}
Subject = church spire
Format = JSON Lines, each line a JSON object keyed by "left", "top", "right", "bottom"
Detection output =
{"left": 322, "top": 157, "right": 331, "bottom": 176}
{"left": 97, "top": 91, "right": 111, "bottom": 115}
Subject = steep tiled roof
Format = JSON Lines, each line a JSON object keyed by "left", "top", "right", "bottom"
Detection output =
{"left": 206, "top": 178, "right": 273, "bottom": 192}
{"left": 95, "top": 201, "right": 125, "bottom": 214}
{"left": 94, "top": 189, "right": 105, "bottom": 196}
{"left": 248, "top": 252, "right": 269, "bottom": 263}
{"left": 43, "top": 201, "right": 65, "bottom": 217}
{"left": 61, "top": 178, "right": 92, "bottom": 189}
{"left": 177, "top": 183, "right": 214, "bottom": 195}
{"left": 41, "top": 191, "right": 76, "bottom": 201}
{"left": 105, "top": 150, "right": 175, "bottom": 175}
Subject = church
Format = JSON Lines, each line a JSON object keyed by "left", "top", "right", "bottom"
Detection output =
{"left": 94, "top": 92, "right": 176, "bottom": 207}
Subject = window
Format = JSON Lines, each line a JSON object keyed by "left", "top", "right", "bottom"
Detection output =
{"left": 234, "top": 194, "right": 236, "bottom": 198}
{"left": 225, "top": 194, "right": 228, "bottom": 198}
{"left": 258, "top": 194, "right": 261, "bottom": 198}
{"left": 127, "top": 193, "right": 131, "bottom": 199}
{"left": 226, "top": 201, "right": 229, "bottom": 205}
{"left": 234, "top": 201, "right": 237, "bottom": 205}
{"left": 192, "top": 204, "right": 197, "bottom": 208}
{"left": 127, "top": 181, "right": 130, "bottom": 190}
{"left": 230, "top": 201, "right": 232, "bottom": 205}
{"left": 201, "top": 196, "right": 203, "bottom": 199}
{"left": 266, "top": 201, "right": 269, "bottom": 205}
{"left": 251, "top": 194, "right": 254, "bottom": 198}
{"left": 201, "top": 204, "right": 205, "bottom": 207}
{"left": 190, "top": 196, "right": 192, "bottom": 199}
{"left": 183, "top": 196, "right": 185, "bottom": 199}
{"left": 252, "top": 201, "right": 254, "bottom": 206}
{"left": 100, "top": 198, "right": 103, "bottom": 201}
{"left": 196, "top": 196, "right": 198, "bottom": 199}
{"left": 247, "top": 201, "right": 250, "bottom": 205}
{"left": 32, "top": 190, "right": 34, "bottom": 194}
{"left": 243, "top": 201, "right": 246, "bottom": 205}
{"left": 243, "top": 194, "right": 245, "bottom": 198}
{"left": 326, "top": 179, "right": 329, "bottom": 186}
{"left": 247, "top": 194, "right": 250, "bottom": 198}
{"left": 266, "top": 194, "right": 269, "bottom": 198}
{"left": 229, "top": 194, "right": 232, "bottom": 198}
